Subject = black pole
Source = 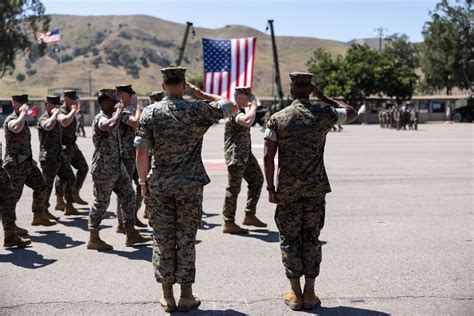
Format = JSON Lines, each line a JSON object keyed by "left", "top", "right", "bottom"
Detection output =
{"left": 268, "top": 20, "right": 284, "bottom": 110}
{"left": 175, "top": 22, "right": 193, "bottom": 66}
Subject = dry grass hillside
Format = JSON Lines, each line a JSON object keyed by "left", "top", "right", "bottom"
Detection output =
{"left": 0, "top": 14, "right": 350, "bottom": 97}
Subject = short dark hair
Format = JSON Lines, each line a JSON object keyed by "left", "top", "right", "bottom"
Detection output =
{"left": 163, "top": 77, "right": 184, "bottom": 85}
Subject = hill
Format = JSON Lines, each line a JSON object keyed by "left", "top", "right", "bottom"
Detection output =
{"left": 0, "top": 14, "right": 349, "bottom": 97}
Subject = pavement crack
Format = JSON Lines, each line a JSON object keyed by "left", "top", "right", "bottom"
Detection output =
{"left": 1, "top": 295, "right": 473, "bottom": 309}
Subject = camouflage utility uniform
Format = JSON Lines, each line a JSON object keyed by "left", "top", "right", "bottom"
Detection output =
{"left": 55, "top": 105, "right": 89, "bottom": 194}
{"left": 135, "top": 96, "right": 233, "bottom": 284}
{"left": 37, "top": 111, "right": 76, "bottom": 208}
{"left": 265, "top": 98, "right": 339, "bottom": 279}
{"left": 223, "top": 109, "right": 263, "bottom": 221}
{"left": 116, "top": 110, "right": 142, "bottom": 220}
{"left": 3, "top": 113, "right": 48, "bottom": 219}
{"left": 0, "top": 142, "right": 15, "bottom": 231}
{"left": 88, "top": 111, "right": 135, "bottom": 231}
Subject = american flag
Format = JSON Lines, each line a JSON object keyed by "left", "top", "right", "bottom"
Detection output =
{"left": 37, "top": 29, "right": 61, "bottom": 43}
{"left": 202, "top": 37, "right": 256, "bottom": 100}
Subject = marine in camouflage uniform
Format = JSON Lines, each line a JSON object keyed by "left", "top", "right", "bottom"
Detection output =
{"left": 3, "top": 94, "right": 57, "bottom": 229}
{"left": 263, "top": 72, "right": 356, "bottom": 311}
{"left": 55, "top": 90, "right": 89, "bottom": 208}
{"left": 114, "top": 84, "right": 146, "bottom": 233}
{"left": 86, "top": 89, "right": 151, "bottom": 251}
{"left": 135, "top": 67, "right": 237, "bottom": 312}
{"left": 142, "top": 91, "right": 165, "bottom": 220}
{"left": 37, "top": 95, "right": 80, "bottom": 217}
{"left": 1, "top": 140, "right": 31, "bottom": 248}
{"left": 222, "top": 86, "right": 266, "bottom": 234}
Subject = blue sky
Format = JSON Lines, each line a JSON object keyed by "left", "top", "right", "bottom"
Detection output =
{"left": 42, "top": 0, "right": 439, "bottom": 42}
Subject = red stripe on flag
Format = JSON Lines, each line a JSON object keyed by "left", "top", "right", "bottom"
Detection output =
{"left": 210, "top": 72, "right": 215, "bottom": 95}
{"left": 236, "top": 39, "right": 240, "bottom": 87}
{"left": 250, "top": 38, "right": 257, "bottom": 89}
{"left": 226, "top": 71, "right": 231, "bottom": 99}
{"left": 218, "top": 72, "right": 223, "bottom": 95}
{"left": 244, "top": 38, "right": 249, "bottom": 86}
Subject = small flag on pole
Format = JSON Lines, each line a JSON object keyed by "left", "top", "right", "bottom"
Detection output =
{"left": 202, "top": 37, "right": 257, "bottom": 100}
{"left": 37, "top": 29, "right": 61, "bottom": 43}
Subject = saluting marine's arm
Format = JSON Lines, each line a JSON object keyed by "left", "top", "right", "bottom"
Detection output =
{"left": 8, "top": 104, "right": 29, "bottom": 134}
{"left": 58, "top": 104, "right": 79, "bottom": 128}
{"left": 41, "top": 108, "right": 60, "bottom": 131}
{"left": 99, "top": 102, "right": 124, "bottom": 132}
{"left": 311, "top": 85, "right": 358, "bottom": 123}
{"left": 236, "top": 96, "right": 258, "bottom": 128}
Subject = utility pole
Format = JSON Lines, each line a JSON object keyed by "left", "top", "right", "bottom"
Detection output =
{"left": 175, "top": 22, "right": 194, "bottom": 66}
{"left": 267, "top": 20, "right": 284, "bottom": 111}
{"left": 88, "top": 70, "right": 92, "bottom": 96}
{"left": 374, "top": 27, "right": 387, "bottom": 51}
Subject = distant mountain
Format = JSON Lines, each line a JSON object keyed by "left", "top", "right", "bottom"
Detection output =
{"left": 0, "top": 14, "right": 349, "bottom": 97}
{"left": 346, "top": 37, "right": 388, "bottom": 51}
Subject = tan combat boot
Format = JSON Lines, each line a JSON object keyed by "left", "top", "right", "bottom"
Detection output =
{"left": 3, "top": 230, "right": 31, "bottom": 248}
{"left": 116, "top": 218, "right": 125, "bottom": 234}
{"left": 86, "top": 230, "right": 113, "bottom": 250}
{"left": 125, "top": 224, "right": 152, "bottom": 247}
{"left": 31, "top": 212, "right": 57, "bottom": 226}
{"left": 177, "top": 284, "right": 201, "bottom": 312}
{"left": 284, "top": 290, "right": 303, "bottom": 311}
{"left": 160, "top": 284, "right": 177, "bottom": 312}
{"left": 284, "top": 278, "right": 303, "bottom": 311}
{"left": 303, "top": 278, "right": 321, "bottom": 309}
{"left": 223, "top": 220, "right": 248, "bottom": 234}
{"left": 72, "top": 187, "right": 88, "bottom": 205}
{"left": 242, "top": 213, "right": 267, "bottom": 228}
{"left": 13, "top": 224, "right": 29, "bottom": 235}
{"left": 55, "top": 194, "right": 66, "bottom": 211}
{"left": 43, "top": 209, "right": 60, "bottom": 221}
{"left": 64, "top": 202, "right": 82, "bottom": 216}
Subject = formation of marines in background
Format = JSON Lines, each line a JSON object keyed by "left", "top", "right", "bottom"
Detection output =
{"left": 378, "top": 106, "right": 418, "bottom": 130}
{"left": 1, "top": 67, "right": 357, "bottom": 313}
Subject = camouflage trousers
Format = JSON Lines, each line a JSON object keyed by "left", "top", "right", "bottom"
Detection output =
{"left": 55, "top": 145, "right": 89, "bottom": 195}
{"left": 0, "top": 167, "right": 16, "bottom": 230}
{"left": 41, "top": 159, "right": 75, "bottom": 207}
{"left": 88, "top": 163, "right": 135, "bottom": 231}
{"left": 149, "top": 186, "right": 203, "bottom": 284}
{"left": 4, "top": 161, "right": 48, "bottom": 219}
{"left": 223, "top": 153, "right": 263, "bottom": 221}
{"left": 275, "top": 192, "right": 326, "bottom": 279}
{"left": 116, "top": 158, "right": 143, "bottom": 221}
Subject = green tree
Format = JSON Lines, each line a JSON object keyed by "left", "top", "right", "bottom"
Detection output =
{"left": 307, "top": 43, "right": 418, "bottom": 105}
{"left": 382, "top": 34, "right": 419, "bottom": 104}
{"left": 421, "top": 0, "right": 473, "bottom": 94}
{"left": 0, "top": 0, "right": 50, "bottom": 76}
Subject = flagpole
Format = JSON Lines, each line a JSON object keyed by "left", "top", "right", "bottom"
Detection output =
{"left": 59, "top": 44, "right": 63, "bottom": 97}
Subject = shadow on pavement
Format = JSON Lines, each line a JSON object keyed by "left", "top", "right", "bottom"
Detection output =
{"left": 29, "top": 230, "right": 84, "bottom": 249}
{"left": 303, "top": 305, "right": 389, "bottom": 315}
{"left": 109, "top": 245, "right": 152, "bottom": 262}
{"left": 200, "top": 220, "right": 221, "bottom": 230}
{"left": 202, "top": 211, "right": 219, "bottom": 219}
{"left": 0, "top": 248, "right": 57, "bottom": 269}
{"left": 171, "top": 309, "right": 246, "bottom": 315}
{"left": 60, "top": 216, "right": 111, "bottom": 232}
{"left": 238, "top": 229, "right": 279, "bottom": 243}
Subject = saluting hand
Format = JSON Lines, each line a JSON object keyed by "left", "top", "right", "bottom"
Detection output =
{"left": 186, "top": 82, "right": 205, "bottom": 99}
{"left": 311, "top": 85, "right": 325, "bottom": 100}
{"left": 19, "top": 104, "right": 29, "bottom": 115}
